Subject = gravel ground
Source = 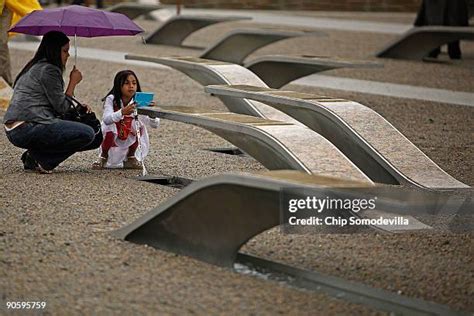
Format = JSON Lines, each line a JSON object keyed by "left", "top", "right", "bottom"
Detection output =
{"left": 2, "top": 11, "right": 473, "bottom": 315}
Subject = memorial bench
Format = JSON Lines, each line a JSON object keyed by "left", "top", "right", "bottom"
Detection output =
{"left": 113, "top": 170, "right": 432, "bottom": 267}
{"left": 125, "top": 54, "right": 382, "bottom": 118}
{"left": 138, "top": 105, "right": 370, "bottom": 182}
{"left": 204, "top": 84, "right": 469, "bottom": 190}
{"left": 125, "top": 54, "right": 383, "bottom": 92}
{"left": 105, "top": 2, "right": 162, "bottom": 20}
{"left": 125, "top": 54, "right": 300, "bottom": 119}
{"left": 125, "top": 55, "right": 468, "bottom": 189}
{"left": 245, "top": 55, "right": 383, "bottom": 88}
{"left": 145, "top": 15, "right": 252, "bottom": 48}
{"left": 376, "top": 26, "right": 474, "bottom": 60}
{"left": 199, "top": 27, "right": 325, "bottom": 65}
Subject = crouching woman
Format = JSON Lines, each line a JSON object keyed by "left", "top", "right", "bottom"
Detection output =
{"left": 3, "top": 31, "right": 102, "bottom": 173}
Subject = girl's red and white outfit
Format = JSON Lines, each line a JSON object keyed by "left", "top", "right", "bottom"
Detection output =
{"left": 100, "top": 94, "right": 159, "bottom": 168}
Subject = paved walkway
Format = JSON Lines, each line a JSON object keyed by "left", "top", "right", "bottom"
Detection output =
{"left": 10, "top": 41, "right": 473, "bottom": 107}
{"left": 9, "top": 41, "right": 161, "bottom": 68}
{"left": 152, "top": 7, "right": 412, "bottom": 34}
{"left": 294, "top": 74, "right": 474, "bottom": 107}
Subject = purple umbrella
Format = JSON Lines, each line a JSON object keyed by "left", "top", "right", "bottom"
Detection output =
{"left": 9, "top": 5, "right": 144, "bottom": 64}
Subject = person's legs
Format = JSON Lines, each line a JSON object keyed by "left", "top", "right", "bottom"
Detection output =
{"left": 80, "top": 129, "right": 102, "bottom": 152}
{"left": 0, "top": 6, "right": 13, "bottom": 86}
{"left": 6, "top": 120, "right": 95, "bottom": 170}
{"left": 123, "top": 139, "right": 142, "bottom": 169}
{"left": 447, "top": 41, "right": 462, "bottom": 59}
{"left": 127, "top": 139, "right": 138, "bottom": 158}
{"left": 99, "top": 131, "right": 115, "bottom": 158}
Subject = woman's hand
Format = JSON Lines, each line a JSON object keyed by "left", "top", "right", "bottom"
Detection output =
{"left": 121, "top": 102, "right": 136, "bottom": 116}
{"left": 65, "top": 66, "right": 83, "bottom": 97}
{"left": 69, "top": 66, "right": 82, "bottom": 85}
{"left": 148, "top": 101, "right": 156, "bottom": 107}
{"left": 81, "top": 103, "right": 93, "bottom": 113}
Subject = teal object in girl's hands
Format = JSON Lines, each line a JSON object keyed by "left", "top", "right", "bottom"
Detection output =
{"left": 135, "top": 92, "right": 154, "bottom": 107}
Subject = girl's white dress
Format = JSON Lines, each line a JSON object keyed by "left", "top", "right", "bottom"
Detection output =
{"left": 100, "top": 95, "right": 159, "bottom": 168}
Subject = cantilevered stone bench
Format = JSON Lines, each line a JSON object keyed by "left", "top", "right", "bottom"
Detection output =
{"left": 145, "top": 15, "right": 252, "bottom": 47}
{"left": 138, "top": 105, "right": 370, "bottom": 182}
{"left": 125, "top": 55, "right": 466, "bottom": 189}
{"left": 199, "top": 27, "right": 325, "bottom": 65}
{"left": 113, "top": 170, "right": 432, "bottom": 267}
{"left": 205, "top": 84, "right": 469, "bottom": 189}
{"left": 376, "top": 26, "right": 474, "bottom": 60}
{"left": 245, "top": 55, "right": 383, "bottom": 88}
{"left": 125, "top": 54, "right": 306, "bottom": 120}
{"left": 105, "top": 2, "right": 162, "bottom": 19}
{"left": 124, "top": 55, "right": 379, "bottom": 121}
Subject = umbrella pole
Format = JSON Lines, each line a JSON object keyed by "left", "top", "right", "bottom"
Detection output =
{"left": 74, "top": 34, "right": 77, "bottom": 66}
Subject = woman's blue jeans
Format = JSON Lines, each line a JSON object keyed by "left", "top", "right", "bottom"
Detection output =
{"left": 6, "top": 120, "right": 102, "bottom": 170}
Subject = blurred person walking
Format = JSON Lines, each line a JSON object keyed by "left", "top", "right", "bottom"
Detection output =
{"left": 414, "top": 0, "right": 469, "bottom": 59}
{"left": 0, "top": 0, "right": 42, "bottom": 86}
{"left": 71, "top": 0, "right": 103, "bottom": 9}
{"left": 0, "top": 0, "right": 13, "bottom": 86}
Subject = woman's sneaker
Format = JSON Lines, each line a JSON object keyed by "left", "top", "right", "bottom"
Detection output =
{"left": 21, "top": 151, "right": 38, "bottom": 171}
{"left": 20, "top": 151, "right": 52, "bottom": 174}
{"left": 36, "top": 164, "right": 53, "bottom": 174}
{"left": 123, "top": 157, "right": 142, "bottom": 169}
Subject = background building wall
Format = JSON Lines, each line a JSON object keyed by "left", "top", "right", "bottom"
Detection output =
{"left": 160, "top": 0, "right": 423, "bottom": 12}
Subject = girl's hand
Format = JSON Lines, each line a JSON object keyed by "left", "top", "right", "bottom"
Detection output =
{"left": 148, "top": 101, "right": 156, "bottom": 107}
{"left": 121, "top": 102, "right": 136, "bottom": 116}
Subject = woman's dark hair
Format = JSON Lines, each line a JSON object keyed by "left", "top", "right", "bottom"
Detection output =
{"left": 103, "top": 70, "right": 142, "bottom": 108}
{"left": 14, "top": 31, "right": 70, "bottom": 86}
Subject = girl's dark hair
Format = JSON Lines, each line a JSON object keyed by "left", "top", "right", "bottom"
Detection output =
{"left": 103, "top": 70, "right": 142, "bottom": 108}
{"left": 14, "top": 31, "right": 70, "bottom": 86}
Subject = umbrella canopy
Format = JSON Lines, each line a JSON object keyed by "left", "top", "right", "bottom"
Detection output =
{"left": 9, "top": 5, "right": 144, "bottom": 37}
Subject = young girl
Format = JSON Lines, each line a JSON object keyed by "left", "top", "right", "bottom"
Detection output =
{"left": 92, "top": 70, "right": 159, "bottom": 169}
